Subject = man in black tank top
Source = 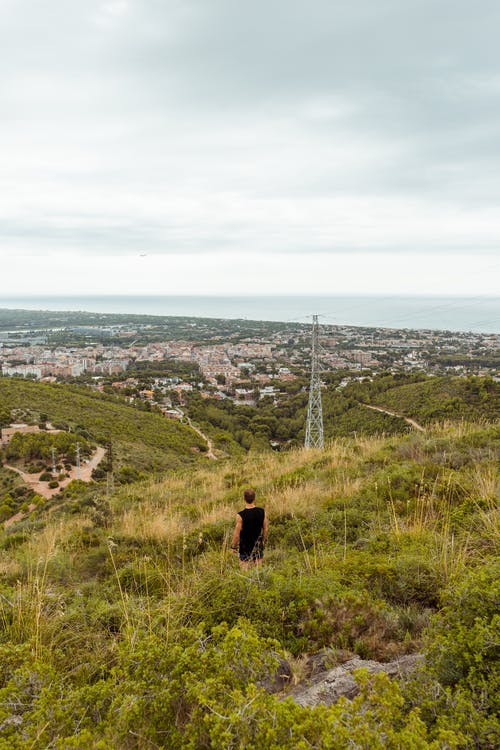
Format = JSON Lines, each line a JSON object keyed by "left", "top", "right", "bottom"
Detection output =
{"left": 231, "top": 488, "right": 268, "bottom": 568}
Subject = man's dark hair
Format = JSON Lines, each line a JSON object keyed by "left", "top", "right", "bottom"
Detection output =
{"left": 244, "top": 488, "right": 256, "bottom": 504}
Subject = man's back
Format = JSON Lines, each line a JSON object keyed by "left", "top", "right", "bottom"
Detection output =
{"left": 231, "top": 488, "right": 268, "bottom": 567}
{"left": 238, "top": 506, "right": 265, "bottom": 556}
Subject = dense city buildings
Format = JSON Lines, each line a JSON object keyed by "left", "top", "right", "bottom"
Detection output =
{"left": 1, "top": 314, "right": 498, "bottom": 407}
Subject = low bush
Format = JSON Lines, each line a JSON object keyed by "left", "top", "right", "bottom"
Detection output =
{"left": 404, "top": 559, "right": 500, "bottom": 747}
{"left": 0, "top": 620, "right": 462, "bottom": 749}
{"left": 340, "top": 552, "right": 442, "bottom": 608}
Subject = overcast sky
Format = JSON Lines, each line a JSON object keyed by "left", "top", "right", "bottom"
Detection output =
{"left": 1, "top": 0, "right": 499, "bottom": 295}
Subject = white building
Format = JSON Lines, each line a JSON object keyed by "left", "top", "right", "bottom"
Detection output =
{"left": 1, "top": 364, "right": 43, "bottom": 379}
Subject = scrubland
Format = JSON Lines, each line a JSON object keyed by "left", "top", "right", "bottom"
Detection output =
{"left": 0, "top": 420, "right": 498, "bottom": 748}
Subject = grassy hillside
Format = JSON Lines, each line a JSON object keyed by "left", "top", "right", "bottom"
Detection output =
{"left": 0, "top": 378, "right": 206, "bottom": 473}
{"left": 352, "top": 374, "right": 499, "bottom": 425}
{"left": 0, "top": 421, "right": 498, "bottom": 747}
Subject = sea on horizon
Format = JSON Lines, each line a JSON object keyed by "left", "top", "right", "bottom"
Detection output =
{"left": 0, "top": 294, "right": 498, "bottom": 334}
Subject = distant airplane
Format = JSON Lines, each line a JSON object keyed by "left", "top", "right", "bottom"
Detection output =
{"left": 139, "top": 253, "right": 147, "bottom": 257}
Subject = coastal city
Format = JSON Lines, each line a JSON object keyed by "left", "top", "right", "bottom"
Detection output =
{"left": 0, "top": 316, "right": 498, "bottom": 411}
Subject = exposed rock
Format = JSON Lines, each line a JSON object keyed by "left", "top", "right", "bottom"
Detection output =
{"left": 304, "top": 648, "right": 355, "bottom": 678}
{"left": 0, "top": 714, "right": 23, "bottom": 732}
{"left": 260, "top": 656, "right": 293, "bottom": 693}
{"left": 290, "top": 653, "right": 423, "bottom": 707}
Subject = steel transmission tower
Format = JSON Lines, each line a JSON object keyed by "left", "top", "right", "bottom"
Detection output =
{"left": 305, "top": 315, "right": 324, "bottom": 449}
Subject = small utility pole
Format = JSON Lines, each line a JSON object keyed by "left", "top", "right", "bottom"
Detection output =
{"left": 76, "top": 442, "right": 81, "bottom": 479}
{"left": 106, "top": 441, "right": 114, "bottom": 496}
{"left": 305, "top": 315, "right": 324, "bottom": 449}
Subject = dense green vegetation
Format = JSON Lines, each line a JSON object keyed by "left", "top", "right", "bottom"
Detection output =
{"left": 0, "top": 420, "right": 498, "bottom": 747}
{"left": 125, "top": 359, "right": 202, "bottom": 381}
{"left": 365, "top": 375, "right": 499, "bottom": 423}
{"left": 0, "top": 431, "right": 95, "bottom": 521}
{"left": 4, "top": 430, "right": 92, "bottom": 465}
{"left": 185, "top": 374, "right": 497, "bottom": 453}
{"left": 0, "top": 378, "right": 206, "bottom": 473}
{"left": 0, "top": 466, "right": 33, "bottom": 524}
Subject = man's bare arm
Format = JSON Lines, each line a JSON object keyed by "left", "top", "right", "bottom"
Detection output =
{"left": 262, "top": 513, "right": 269, "bottom": 543}
{"left": 231, "top": 514, "right": 243, "bottom": 550}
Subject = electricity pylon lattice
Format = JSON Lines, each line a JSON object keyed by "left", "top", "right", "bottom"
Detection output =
{"left": 305, "top": 315, "right": 324, "bottom": 449}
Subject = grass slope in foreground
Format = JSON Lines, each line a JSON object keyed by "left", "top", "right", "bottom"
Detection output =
{"left": 0, "top": 420, "right": 498, "bottom": 748}
{"left": 0, "top": 378, "right": 206, "bottom": 474}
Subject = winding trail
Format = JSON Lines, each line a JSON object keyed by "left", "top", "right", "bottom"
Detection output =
{"left": 3, "top": 446, "right": 106, "bottom": 528}
{"left": 184, "top": 418, "right": 218, "bottom": 459}
{"left": 167, "top": 406, "right": 218, "bottom": 459}
{"left": 361, "top": 403, "right": 425, "bottom": 432}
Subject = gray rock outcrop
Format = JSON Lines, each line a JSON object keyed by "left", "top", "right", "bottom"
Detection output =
{"left": 290, "top": 653, "right": 423, "bottom": 707}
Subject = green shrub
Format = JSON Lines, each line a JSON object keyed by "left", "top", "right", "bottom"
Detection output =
{"left": 0, "top": 531, "right": 28, "bottom": 550}
{"left": 427, "top": 560, "right": 500, "bottom": 691}
{"left": 339, "top": 550, "right": 442, "bottom": 609}
{"left": 0, "top": 622, "right": 462, "bottom": 748}
{"left": 25, "top": 463, "right": 45, "bottom": 474}
{"left": 117, "top": 559, "right": 166, "bottom": 596}
{"left": 405, "top": 559, "right": 500, "bottom": 747}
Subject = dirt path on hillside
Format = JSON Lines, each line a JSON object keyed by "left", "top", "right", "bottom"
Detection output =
{"left": 77, "top": 446, "right": 107, "bottom": 481}
{"left": 3, "top": 503, "right": 38, "bottom": 529}
{"left": 5, "top": 447, "right": 106, "bottom": 497}
{"left": 361, "top": 404, "right": 425, "bottom": 432}
{"left": 3, "top": 446, "right": 106, "bottom": 528}
{"left": 185, "top": 418, "right": 218, "bottom": 459}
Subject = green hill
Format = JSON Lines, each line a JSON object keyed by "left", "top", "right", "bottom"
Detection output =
{"left": 368, "top": 375, "right": 499, "bottom": 424}
{"left": 0, "top": 421, "right": 498, "bottom": 747}
{"left": 337, "top": 373, "right": 499, "bottom": 427}
{"left": 184, "top": 375, "right": 498, "bottom": 455}
{"left": 0, "top": 378, "right": 206, "bottom": 473}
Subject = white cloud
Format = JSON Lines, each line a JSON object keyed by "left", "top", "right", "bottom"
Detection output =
{"left": 2, "top": 252, "right": 498, "bottom": 296}
{"left": 1, "top": 0, "right": 500, "bottom": 295}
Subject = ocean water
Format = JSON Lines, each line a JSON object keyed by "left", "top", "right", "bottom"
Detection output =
{"left": 0, "top": 295, "right": 498, "bottom": 333}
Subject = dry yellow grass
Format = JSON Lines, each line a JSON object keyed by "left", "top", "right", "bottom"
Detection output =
{"left": 0, "top": 553, "right": 22, "bottom": 580}
{"left": 472, "top": 462, "right": 499, "bottom": 500}
{"left": 120, "top": 505, "right": 186, "bottom": 542}
{"left": 4, "top": 425, "right": 495, "bottom": 596}
{"left": 109, "top": 438, "right": 368, "bottom": 545}
{"left": 22, "top": 516, "right": 90, "bottom": 563}
{"left": 471, "top": 463, "right": 500, "bottom": 540}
